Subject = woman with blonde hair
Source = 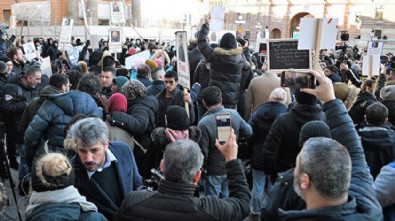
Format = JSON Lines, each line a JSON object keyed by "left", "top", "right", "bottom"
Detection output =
{"left": 77, "top": 61, "right": 89, "bottom": 75}
{"left": 333, "top": 82, "right": 360, "bottom": 110}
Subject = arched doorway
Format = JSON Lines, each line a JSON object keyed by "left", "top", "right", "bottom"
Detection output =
{"left": 271, "top": 29, "right": 281, "bottom": 39}
{"left": 290, "top": 12, "right": 314, "bottom": 38}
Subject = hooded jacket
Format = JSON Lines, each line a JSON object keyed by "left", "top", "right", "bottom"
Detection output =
{"left": 249, "top": 102, "right": 288, "bottom": 170}
{"left": 278, "top": 99, "right": 382, "bottom": 221}
{"left": 349, "top": 90, "right": 377, "bottom": 125}
{"left": 260, "top": 104, "right": 325, "bottom": 175}
{"left": 358, "top": 125, "right": 395, "bottom": 179}
{"left": 198, "top": 24, "right": 246, "bottom": 109}
{"left": 24, "top": 91, "right": 103, "bottom": 168}
{"left": 0, "top": 74, "right": 39, "bottom": 143}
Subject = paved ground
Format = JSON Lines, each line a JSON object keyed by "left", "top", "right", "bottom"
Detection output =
{"left": 0, "top": 167, "right": 27, "bottom": 221}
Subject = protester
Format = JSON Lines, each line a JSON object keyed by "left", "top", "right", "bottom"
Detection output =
{"left": 7, "top": 47, "right": 25, "bottom": 75}
{"left": 349, "top": 79, "right": 377, "bottom": 125}
{"left": 380, "top": 85, "right": 395, "bottom": 126}
{"left": 146, "top": 67, "right": 165, "bottom": 96}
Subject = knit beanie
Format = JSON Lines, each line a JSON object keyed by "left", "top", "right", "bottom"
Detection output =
{"left": 380, "top": 85, "right": 395, "bottom": 101}
{"left": 166, "top": 105, "right": 190, "bottom": 130}
{"left": 145, "top": 59, "right": 158, "bottom": 72}
{"left": 32, "top": 153, "right": 75, "bottom": 192}
{"left": 109, "top": 93, "right": 128, "bottom": 113}
{"left": 269, "top": 88, "right": 287, "bottom": 105}
{"left": 154, "top": 58, "right": 163, "bottom": 68}
{"left": 325, "top": 65, "right": 338, "bottom": 74}
{"left": 294, "top": 88, "right": 317, "bottom": 105}
{"left": 113, "top": 76, "right": 129, "bottom": 93}
{"left": 122, "top": 79, "right": 147, "bottom": 100}
{"left": 0, "top": 56, "right": 11, "bottom": 64}
{"left": 127, "top": 47, "right": 136, "bottom": 55}
{"left": 220, "top": 33, "right": 237, "bottom": 50}
{"left": 0, "top": 62, "right": 6, "bottom": 74}
{"left": 299, "top": 121, "right": 332, "bottom": 147}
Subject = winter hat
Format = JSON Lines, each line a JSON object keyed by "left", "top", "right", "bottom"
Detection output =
{"left": 32, "top": 153, "right": 75, "bottom": 192}
{"left": 294, "top": 88, "right": 317, "bottom": 105}
{"left": 0, "top": 56, "right": 11, "bottom": 64}
{"left": 145, "top": 59, "right": 158, "bottom": 72}
{"left": 269, "top": 88, "right": 287, "bottom": 105}
{"left": 109, "top": 93, "right": 128, "bottom": 113}
{"left": 127, "top": 47, "right": 136, "bottom": 55}
{"left": 112, "top": 76, "right": 129, "bottom": 93}
{"left": 380, "top": 85, "right": 395, "bottom": 101}
{"left": 154, "top": 58, "right": 163, "bottom": 68}
{"left": 325, "top": 65, "right": 338, "bottom": 74}
{"left": 122, "top": 79, "right": 147, "bottom": 100}
{"left": 166, "top": 105, "right": 190, "bottom": 130}
{"left": 0, "top": 61, "right": 6, "bottom": 74}
{"left": 88, "top": 51, "right": 103, "bottom": 66}
{"left": 220, "top": 33, "right": 237, "bottom": 50}
{"left": 299, "top": 120, "right": 332, "bottom": 147}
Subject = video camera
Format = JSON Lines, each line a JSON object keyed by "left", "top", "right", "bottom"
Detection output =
{"left": 142, "top": 168, "right": 164, "bottom": 191}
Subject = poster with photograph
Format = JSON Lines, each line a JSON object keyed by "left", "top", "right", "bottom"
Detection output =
{"left": 110, "top": 2, "right": 126, "bottom": 24}
{"left": 41, "top": 57, "right": 52, "bottom": 78}
{"left": 175, "top": 31, "right": 190, "bottom": 89}
{"left": 109, "top": 28, "right": 122, "bottom": 53}
{"left": 23, "top": 42, "right": 37, "bottom": 61}
{"left": 367, "top": 41, "right": 383, "bottom": 56}
{"left": 59, "top": 18, "right": 74, "bottom": 44}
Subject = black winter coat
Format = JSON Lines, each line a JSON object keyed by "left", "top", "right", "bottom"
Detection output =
{"left": 260, "top": 104, "right": 325, "bottom": 175}
{"left": 113, "top": 159, "right": 251, "bottom": 221}
{"left": 146, "top": 80, "right": 164, "bottom": 97}
{"left": 237, "top": 63, "right": 254, "bottom": 118}
{"left": 198, "top": 24, "right": 246, "bottom": 109}
{"left": 249, "top": 102, "right": 288, "bottom": 170}
{"left": 349, "top": 91, "right": 377, "bottom": 125}
{"left": 381, "top": 100, "right": 395, "bottom": 126}
{"left": 358, "top": 125, "right": 395, "bottom": 179}
{"left": 192, "top": 59, "right": 210, "bottom": 102}
{"left": 0, "top": 75, "right": 39, "bottom": 143}
{"left": 188, "top": 47, "right": 203, "bottom": 87}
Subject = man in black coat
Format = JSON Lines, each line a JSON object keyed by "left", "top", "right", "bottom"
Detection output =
{"left": 146, "top": 68, "right": 165, "bottom": 96}
{"left": 113, "top": 132, "right": 251, "bottom": 221}
{"left": 349, "top": 79, "right": 377, "bottom": 125}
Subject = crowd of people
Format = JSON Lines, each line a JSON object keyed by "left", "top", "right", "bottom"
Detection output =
{"left": 0, "top": 15, "right": 393, "bottom": 221}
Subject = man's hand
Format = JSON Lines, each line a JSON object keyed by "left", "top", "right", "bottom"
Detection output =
{"left": 183, "top": 92, "right": 191, "bottom": 103}
{"left": 300, "top": 70, "right": 336, "bottom": 104}
{"left": 340, "top": 63, "right": 349, "bottom": 72}
{"left": 215, "top": 128, "right": 238, "bottom": 162}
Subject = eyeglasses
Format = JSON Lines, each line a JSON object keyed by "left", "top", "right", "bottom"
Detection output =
{"left": 164, "top": 80, "right": 175, "bottom": 85}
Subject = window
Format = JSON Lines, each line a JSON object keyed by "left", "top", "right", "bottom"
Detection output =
{"left": 246, "top": 13, "right": 251, "bottom": 21}
{"left": 375, "top": 8, "right": 383, "bottom": 21}
{"left": 257, "top": 12, "right": 262, "bottom": 21}
{"left": 3, "top": 10, "right": 11, "bottom": 23}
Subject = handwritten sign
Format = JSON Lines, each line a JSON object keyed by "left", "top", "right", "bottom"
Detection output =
{"left": 267, "top": 39, "right": 311, "bottom": 71}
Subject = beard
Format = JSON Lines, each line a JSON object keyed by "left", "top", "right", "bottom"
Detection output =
{"left": 293, "top": 175, "right": 305, "bottom": 200}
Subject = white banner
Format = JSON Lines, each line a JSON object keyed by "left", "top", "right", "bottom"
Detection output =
{"left": 175, "top": 31, "right": 190, "bottom": 89}
{"left": 109, "top": 28, "right": 123, "bottom": 53}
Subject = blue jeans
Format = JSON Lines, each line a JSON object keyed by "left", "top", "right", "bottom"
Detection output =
{"left": 251, "top": 169, "right": 272, "bottom": 214}
{"left": 16, "top": 143, "right": 29, "bottom": 184}
{"left": 205, "top": 175, "right": 229, "bottom": 198}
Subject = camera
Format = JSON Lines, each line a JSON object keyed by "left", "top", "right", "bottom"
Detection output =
{"left": 142, "top": 168, "right": 164, "bottom": 191}
{"left": 281, "top": 71, "right": 316, "bottom": 89}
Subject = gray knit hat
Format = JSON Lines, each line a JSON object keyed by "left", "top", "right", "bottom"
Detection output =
{"left": 299, "top": 121, "right": 332, "bottom": 147}
{"left": 380, "top": 86, "right": 395, "bottom": 101}
{"left": 122, "top": 79, "right": 147, "bottom": 100}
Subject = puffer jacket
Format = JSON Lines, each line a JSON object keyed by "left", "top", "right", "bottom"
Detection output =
{"left": 0, "top": 74, "right": 39, "bottom": 143}
{"left": 381, "top": 100, "right": 395, "bottom": 126}
{"left": 193, "top": 58, "right": 210, "bottom": 102}
{"left": 24, "top": 90, "right": 103, "bottom": 168}
{"left": 260, "top": 104, "right": 325, "bottom": 175}
{"left": 187, "top": 47, "right": 203, "bottom": 86}
{"left": 198, "top": 24, "right": 246, "bottom": 109}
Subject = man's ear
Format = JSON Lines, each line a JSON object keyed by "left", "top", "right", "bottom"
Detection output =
{"left": 193, "top": 169, "right": 201, "bottom": 185}
{"left": 159, "top": 160, "right": 164, "bottom": 173}
{"left": 61, "top": 84, "right": 67, "bottom": 92}
{"left": 300, "top": 173, "right": 311, "bottom": 190}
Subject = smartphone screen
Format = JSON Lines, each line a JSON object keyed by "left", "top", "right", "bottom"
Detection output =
{"left": 216, "top": 114, "right": 231, "bottom": 144}
{"left": 281, "top": 71, "right": 315, "bottom": 88}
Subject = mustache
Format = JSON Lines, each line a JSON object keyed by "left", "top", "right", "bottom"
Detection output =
{"left": 84, "top": 162, "right": 100, "bottom": 167}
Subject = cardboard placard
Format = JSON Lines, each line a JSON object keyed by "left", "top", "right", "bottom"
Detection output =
{"left": 59, "top": 18, "right": 74, "bottom": 44}
{"left": 367, "top": 41, "right": 383, "bottom": 56}
{"left": 210, "top": 6, "right": 225, "bottom": 32}
{"left": 175, "top": 31, "right": 190, "bottom": 89}
{"left": 124, "top": 50, "right": 150, "bottom": 70}
{"left": 110, "top": 2, "right": 126, "bottom": 24}
{"left": 298, "top": 18, "right": 338, "bottom": 50}
{"left": 109, "top": 28, "right": 122, "bottom": 53}
{"left": 362, "top": 55, "right": 380, "bottom": 77}
{"left": 267, "top": 39, "right": 311, "bottom": 71}
{"left": 40, "top": 57, "right": 52, "bottom": 78}
{"left": 23, "top": 42, "right": 37, "bottom": 61}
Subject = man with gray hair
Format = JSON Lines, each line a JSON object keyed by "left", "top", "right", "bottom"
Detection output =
{"left": 113, "top": 130, "right": 251, "bottom": 221}
{"left": 69, "top": 117, "right": 142, "bottom": 220}
{"left": 278, "top": 70, "right": 382, "bottom": 219}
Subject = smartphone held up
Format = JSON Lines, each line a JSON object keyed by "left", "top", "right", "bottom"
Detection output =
{"left": 216, "top": 114, "right": 231, "bottom": 144}
{"left": 281, "top": 71, "right": 316, "bottom": 89}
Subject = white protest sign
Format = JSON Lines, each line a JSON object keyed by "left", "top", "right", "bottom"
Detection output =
{"left": 109, "top": 28, "right": 122, "bottom": 53}
{"left": 59, "top": 18, "right": 74, "bottom": 44}
{"left": 110, "top": 2, "right": 126, "bottom": 24}
{"left": 210, "top": 6, "right": 225, "bottom": 32}
{"left": 176, "top": 31, "right": 190, "bottom": 89}
{"left": 41, "top": 57, "right": 52, "bottom": 78}
{"left": 125, "top": 50, "right": 150, "bottom": 70}
{"left": 298, "top": 18, "right": 338, "bottom": 50}
{"left": 23, "top": 42, "right": 37, "bottom": 61}
{"left": 90, "top": 34, "right": 99, "bottom": 49}
{"left": 362, "top": 55, "right": 380, "bottom": 77}
{"left": 66, "top": 47, "right": 80, "bottom": 66}
{"left": 367, "top": 41, "right": 383, "bottom": 56}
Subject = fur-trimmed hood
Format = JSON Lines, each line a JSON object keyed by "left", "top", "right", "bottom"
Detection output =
{"left": 214, "top": 47, "right": 243, "bottom": 56}
{"left": 151, "top": 126, "right": 201, "bottom": 152}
